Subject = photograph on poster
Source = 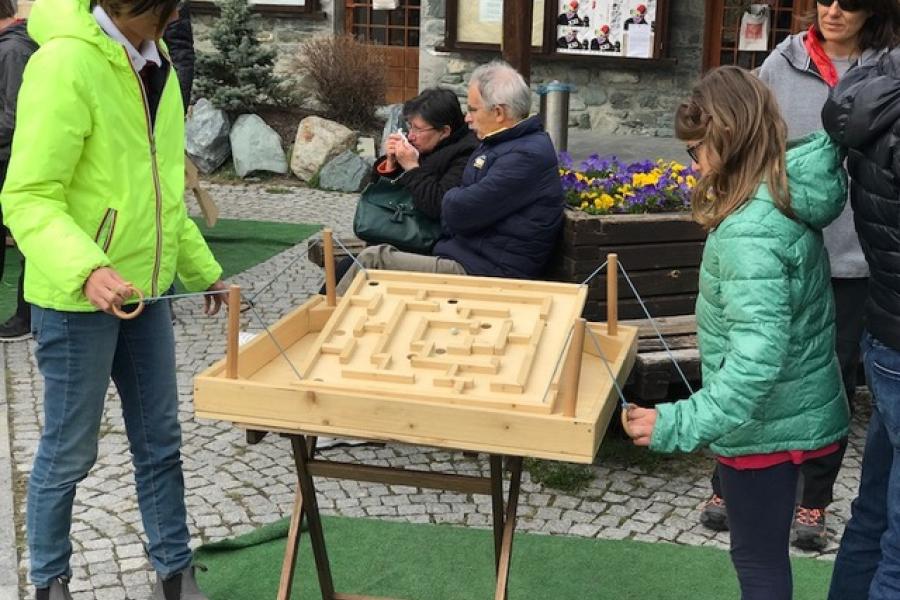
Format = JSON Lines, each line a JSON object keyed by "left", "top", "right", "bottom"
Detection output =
{"left": 555, "top": 0, "right": 657, "bottom": 58}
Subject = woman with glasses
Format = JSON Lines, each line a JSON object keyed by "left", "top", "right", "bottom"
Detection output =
{"left": 698, "top": 0, "right": 898, "bottom": 552}
{"left": 375, "top": 87, "right": 478, "bottom": 225}
{"left": 0, "top": 0, "right": 225, "bottom": 597}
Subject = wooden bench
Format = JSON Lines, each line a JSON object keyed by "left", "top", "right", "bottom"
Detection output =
{"left": 622, "top": 314, "right": 701, "bottom": 403}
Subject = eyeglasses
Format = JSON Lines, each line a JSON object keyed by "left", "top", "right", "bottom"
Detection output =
{"left": 686, "top": 141, "right": 704, "bottom": 164}
{"left": 405, "top": 122, "right": 436, "bottom": 135}
{"left": 817, "top": 0, "right": 864, "bottom": 11}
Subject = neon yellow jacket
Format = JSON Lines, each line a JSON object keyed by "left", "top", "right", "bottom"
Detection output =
{"left": 0, "top": 0, "right": 221, "bottom": 312}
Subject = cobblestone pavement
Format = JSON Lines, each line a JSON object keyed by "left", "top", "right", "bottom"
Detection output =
{"left": 4, "top": 183, "right": 865, "bottom": 599}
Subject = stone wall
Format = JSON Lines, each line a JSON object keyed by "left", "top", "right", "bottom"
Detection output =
{"left": 193, "top": 0, "right": 337, "bottom": 80}
{"left": 419, "top": 0, "right": 706, "bottom": 136}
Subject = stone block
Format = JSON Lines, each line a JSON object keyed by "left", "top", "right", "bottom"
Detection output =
{"left": 185, "top": 98, "right": 231, "bottom": 174}
{"left": 230, "top": 114, "right": 288, "bottom": 178}
{"left": 318, "top": 150, "right": 371, "bottom": 193}
{"left": 290, "top": 116, "right": 357, "bottom": 182}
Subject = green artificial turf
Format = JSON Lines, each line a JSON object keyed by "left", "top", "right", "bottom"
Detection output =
{"left": 191, "top": 217, "right": 321, "bottom": 281}
{"left": 195, "top": 515, "right": 834, "bottom": 600}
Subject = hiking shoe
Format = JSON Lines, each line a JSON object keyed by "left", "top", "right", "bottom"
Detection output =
{"left": 699, "top": 494, "right": 729, "bottom": 532}
{"left": 792, "top": 506, "right": 828, "bottom": 551}
{"left": 0, "top": 314, "right": 30, "bottom": 342}
{"left": 152, "top": 566, "right": 209, "bottom": 600}
{"left": 35, "top": 577, "right": 73, "bottom": 600}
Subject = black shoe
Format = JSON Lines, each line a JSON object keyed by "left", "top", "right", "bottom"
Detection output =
{"left": 0, "top": 314, "right": 30, "bottom": 342}
{"left": 699, "top": 494, "right": 729, "bottom": 532}
{"left": 152, "top": 566, "right": 209, "bottom": 600}
{"left": 35, "top": 578, "right": 73, "bottom": 600}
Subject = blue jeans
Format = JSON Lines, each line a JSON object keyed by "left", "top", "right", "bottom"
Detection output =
{"left": 27, "top": 301, "right": 192, "bottom": 587}
{"left": 829, "top": 331, "right": 900, "bottom": 600}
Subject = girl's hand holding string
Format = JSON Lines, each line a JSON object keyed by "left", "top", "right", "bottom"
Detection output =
{"left": 623, "top": 404, "right": 658, "bottom": 447}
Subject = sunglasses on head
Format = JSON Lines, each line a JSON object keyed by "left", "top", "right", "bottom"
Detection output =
{"left": 817, "top": 0, "right": 865, "bottom": 11}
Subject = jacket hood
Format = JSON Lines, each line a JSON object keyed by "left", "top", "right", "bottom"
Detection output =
{"left": 775, "top": 32, "right": 885, "bottom": 78}
{"left": 27, "top": 0, "right": 130, "bottom": 67}
{"left": 760, "top": 131, "right": 846, "bottom": 230}
{"left": 0, "top": 21, "right": 34, "bottom": 48}
{"left": 823, "top": 47, "right": 900, "bottom": 150}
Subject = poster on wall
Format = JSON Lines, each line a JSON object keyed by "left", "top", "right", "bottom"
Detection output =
{"left": 555, "top": 0, "right": 657, "bottom": 58}
{"left": 738, "top": 5, "right": 770, "bottom": 52}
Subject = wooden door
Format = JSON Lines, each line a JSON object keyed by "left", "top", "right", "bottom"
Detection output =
{"left": 345, "top": 0, "right": 421, "bottom": 104}
{"left": 703, "top": 0, "right": 816, "bottom": 70}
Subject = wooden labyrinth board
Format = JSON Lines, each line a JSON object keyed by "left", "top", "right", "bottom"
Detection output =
{"left": 194, "top": 271, "right": 638, "bottom": 463}
{"left": 299, "top": 271, "right": 588, "bottom": 414}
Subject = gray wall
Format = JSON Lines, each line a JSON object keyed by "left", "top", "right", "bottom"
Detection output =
{"left": 420, "top": 0, "right": 706, "bottom": 136}
{"left": 193, "top": 0, "right": 337, "bottom": 79}
{"left": 192, "top": 0, "right": 705, "bottom": 135}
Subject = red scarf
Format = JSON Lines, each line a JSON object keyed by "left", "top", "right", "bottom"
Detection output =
{"left": 804, "top": 25, "right": 839, "bottom": 87}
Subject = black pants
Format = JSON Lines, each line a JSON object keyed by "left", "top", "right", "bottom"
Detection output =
{"left": 720, "top": 461, "right": 800, "bottom": 600}
{"left": 712, "top": 277, "right": 868, "bottom": 508}
{"left": 0, "top": 160, "right": 30, "bottom": 324}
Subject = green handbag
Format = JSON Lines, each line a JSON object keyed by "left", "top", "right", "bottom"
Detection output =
{"left": 352, "top": 177, "right": 443, "bottom": 254}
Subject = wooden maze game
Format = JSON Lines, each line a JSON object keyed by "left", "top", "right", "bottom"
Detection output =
{"left": 195, "top": 270, "right": 637, "bottom": 463}
{"left": 193, "top": 232, "right": 638, "bottom": 599}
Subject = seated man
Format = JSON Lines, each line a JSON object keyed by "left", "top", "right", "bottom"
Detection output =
{"left": 336, "top": 60, "right": 564, "bottom": 295}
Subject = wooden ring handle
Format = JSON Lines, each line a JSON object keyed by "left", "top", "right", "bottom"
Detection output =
{"left": 111, "top": 287, "right": 145, "bottom": 320}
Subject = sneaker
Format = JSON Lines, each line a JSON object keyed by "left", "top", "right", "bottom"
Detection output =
{"left": 699, "top": 494, "right": 729, "bottom": 532}
{"left": 0, "top": 314, "right": 30, "bottom": 342}
{"left": 35, "top": 578, "right": 73, "bottom": 600}
{"left": 152, "top": 566, "right": 208, "bottom": 600}
{"left": 792, "top": 506, "right": 828, "bottom": 551}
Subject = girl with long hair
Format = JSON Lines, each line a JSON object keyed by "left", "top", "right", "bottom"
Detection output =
{"left": 624, "top": 66, "right": 850, "bottom": 600}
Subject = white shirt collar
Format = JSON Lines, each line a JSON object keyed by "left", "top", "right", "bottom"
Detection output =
{"left": 92, "top": 5, "right": 162, "bottom": 72}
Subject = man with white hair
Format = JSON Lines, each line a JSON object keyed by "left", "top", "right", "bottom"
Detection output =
{"left": 336, "top": 60, "right": 563, "bottom": 294}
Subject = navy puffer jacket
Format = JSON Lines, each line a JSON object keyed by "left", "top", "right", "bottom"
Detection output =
{"left": 823, "top": 48, "right": 900, "bottom": 351}
{"left": 433, "top": 116, "right": 564, "bottom": 279}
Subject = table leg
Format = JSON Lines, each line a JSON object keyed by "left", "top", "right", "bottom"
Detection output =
{"left": 292, "top": 435, "right": 336, "bottom": 600}
{"left": 489, "top": 455, "right": 505, "bottom": 571}
{"left": 277, "top": 483, "right": 305, "bottom": 600}
{"left": 494, "top": 457, "right": 523, "bottom": 600}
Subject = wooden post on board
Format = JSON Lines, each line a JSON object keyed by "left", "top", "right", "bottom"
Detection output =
{"left": 607, "top": 253, "right": 618, "bottom": 337}
{"left": 502, "top": 0, "right": 532, "bottom": 83}
{"left": 560, "top": 318, "right": 586, "bottom": 418}
{"left": 226, "top": 284, "right": 241, "bottom": 379}
{"left": 322, "top": 228, "right": 337, "bottom": 307}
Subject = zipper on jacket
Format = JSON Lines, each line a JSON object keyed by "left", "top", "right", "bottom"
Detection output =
{"left": 126, "top": 47, "right": 164, "bottom": 297}
{"left": 93, "top": 208, "right": 118, "bottom": 253}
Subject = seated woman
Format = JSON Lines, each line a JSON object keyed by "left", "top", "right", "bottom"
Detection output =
{"left": 325, "top": 87, "right": 478, "bottom": 293}
{"left": 376, "top": 86, "right": 478, "bottom": 221}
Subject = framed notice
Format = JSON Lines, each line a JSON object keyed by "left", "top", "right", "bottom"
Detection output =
{"left": 442, "top": 0, "right": 670, "bottom": 62}
{"left": 555, "top": 0, "right": 657, "bottom": 58}
{"left": 453, "top": 0, "right": 546, "bottom": 50}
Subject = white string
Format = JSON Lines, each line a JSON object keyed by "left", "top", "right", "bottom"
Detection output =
{"left": 616, "top": 261, "right": 695, "bottom": 395}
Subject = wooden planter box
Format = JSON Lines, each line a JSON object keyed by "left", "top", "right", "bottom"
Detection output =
{"left": 546, "top": 210, "right": 707, "bottom": 321}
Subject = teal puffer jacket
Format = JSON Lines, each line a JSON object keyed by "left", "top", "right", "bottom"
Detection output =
{"left": 651, "top": 132, "right": 850, "bottom": 456}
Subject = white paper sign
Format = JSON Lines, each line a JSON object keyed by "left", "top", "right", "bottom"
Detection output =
{"left": 480, "top": 0, "right": 503, "bottom": 23}
{"left": 625, "top": 24, "right": 652, "bottom": 58}
{"left": 738, "top": 5, "right": 770, "bottom": 52}
{"left": 373, "top": 0, "right": 400, "bottom": 9}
